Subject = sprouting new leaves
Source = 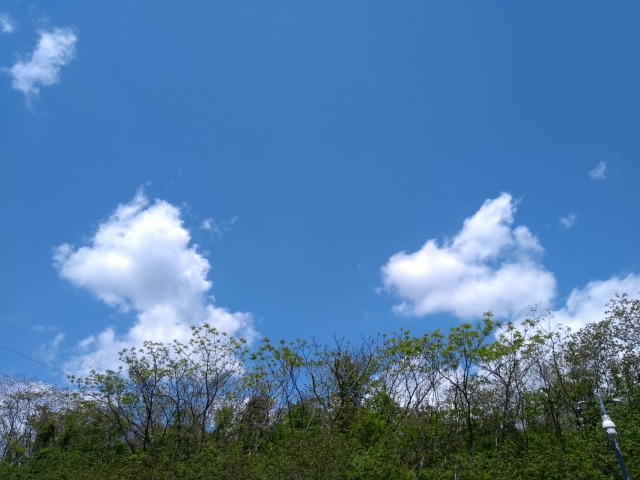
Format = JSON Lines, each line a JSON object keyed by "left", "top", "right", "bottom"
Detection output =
{"left": 1, "top": 296, "right": 639, "bottom": 478}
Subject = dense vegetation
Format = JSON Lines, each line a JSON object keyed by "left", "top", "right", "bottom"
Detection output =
{"left": 1, "top": 295, "right": 638, "bottom": 479}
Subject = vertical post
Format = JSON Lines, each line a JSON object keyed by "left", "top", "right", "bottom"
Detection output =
{"left": 595, "top": 392, "right": 629, "bottom": 480}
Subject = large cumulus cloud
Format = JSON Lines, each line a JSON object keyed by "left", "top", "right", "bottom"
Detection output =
{"left": 54, "top": 193, "right": 256, "bottom": 376}
{"left": 382, "top": 193, "right": 556, "bottom": 319}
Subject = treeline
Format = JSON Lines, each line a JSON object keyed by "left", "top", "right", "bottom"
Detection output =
{"left": 1, "top": 295, "right": 638, "bottom": 479}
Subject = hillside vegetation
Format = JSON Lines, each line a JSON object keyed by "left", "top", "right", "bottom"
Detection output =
{"left": 1, "top": 295, "right": 638, "bottom": 479}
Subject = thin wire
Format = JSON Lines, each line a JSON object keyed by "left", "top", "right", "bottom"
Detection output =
{"left": 0, "top": 343, "right": 68, "bottom": 378}
{"left": 0, "top": 301, "right": 70, "bottom": 379}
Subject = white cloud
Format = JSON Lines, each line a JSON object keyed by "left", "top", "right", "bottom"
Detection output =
{"left": 559, "top": 213, "right": 577, "bottom": 229}
{"left": 549, "top": 274, "right": 640, "bottom": 334}
{"left": 200, "top": 216, "right": 238, "bottom": 240}
{"left": 5, "top": 27, "right": 76, "bottom": 101}
{"left": 589, "top": 161, "right": 607, "bottom": 180}
{"left": 382, "top": 193, "right": 556, "bottom": 319}
{"left": 0, "top": 13, "right": 15, "bottom": 33}
{"left": 40, "top": 333, "right": 65, "bottom": 363}
{"left": 201, "top": 218, "right": 215, "bottom": 230}
{"left": 54, "top": 193, "right": 257, "bottom": 377}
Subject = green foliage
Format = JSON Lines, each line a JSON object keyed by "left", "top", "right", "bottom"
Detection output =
{"left": 2, "top": 296, "right": 639, "bottom": 478}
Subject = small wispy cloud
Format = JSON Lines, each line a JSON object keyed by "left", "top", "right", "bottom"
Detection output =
{"left": 40, "top": 333, "right": 65, "bottom": 363}
{"left": 5, "top": 27, "right": 77, "bottom": 102}
{"left": 201, "top": 216, "right": 239, "bottom": 240}
{"left": 589, "top": 161, "right": 606, "bottom": 180}
{"left": 201, "top": 218, "right": 217, "bottom": 231}
{"left": 559, "top": 213, "right": 577, "bottom": 229}
{"left": 0, "top": 13, "right": 15, "bottom": 33}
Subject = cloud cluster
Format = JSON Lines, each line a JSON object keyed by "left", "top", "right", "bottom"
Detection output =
{"left": 382, "top": 193, "right": 556, "bottom": 319}
{"left": 54, "top": 193, "right": 256, "bottom": 377}
{"left": 6, "top": 27, "right": 76, "bottom": 100}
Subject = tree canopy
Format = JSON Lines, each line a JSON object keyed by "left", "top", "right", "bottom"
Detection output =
{"left": 1, "top": 295, "right": 638, "bottom": 479}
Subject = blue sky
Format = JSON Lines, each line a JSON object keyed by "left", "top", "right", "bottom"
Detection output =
{"left": 1, "top": 1, "right": 639, "bottom": 383}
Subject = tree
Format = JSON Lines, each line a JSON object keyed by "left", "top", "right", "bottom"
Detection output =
{"left": 433, "top": 315, "right": 497, "bottom": 458}
{"left": 70, "top": 324, "right": 247, "bottom": 456}
{"left": 479, "top": 316, "right": 547, "bottom": 450}
{"left": 303, "top": 336, "right": 379, "bottom": 430}
{"left": 0, "top": 376, "right": 72, "bottom": 464}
